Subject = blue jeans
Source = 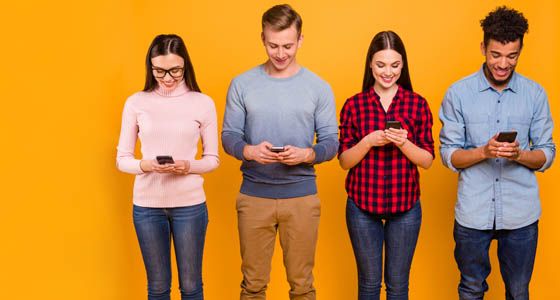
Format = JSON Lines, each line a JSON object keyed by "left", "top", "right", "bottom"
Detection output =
{"left": 133, "top": 202, "right": 208, "bottom": 300}
{"left": 346, "top": 199, "right": 422, "bottom": 300}
{"left": 454, "top": 221, "right": 538, "bottom": 300}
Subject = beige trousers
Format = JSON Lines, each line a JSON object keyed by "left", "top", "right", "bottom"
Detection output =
{"left": 236, "top": 193, "right": 321, "bottom": 300}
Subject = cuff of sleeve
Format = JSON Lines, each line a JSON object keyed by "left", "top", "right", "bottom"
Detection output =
{"left": 233, "top": 140, "right": 248, "bottom": 162}
{"left": 536, "top": 148, "right": 554, "bottom": 172}
{"left": 442, "top": 147, "right": 460, "bottom": 173}
{"left": 116, "top": 159, "right": 144, "bottom": 175}
{"left": 137, "top": 160, "right": 145, "bottom": 174}
{"left": 312, "top": 144, "right": 326, "bottom": 164}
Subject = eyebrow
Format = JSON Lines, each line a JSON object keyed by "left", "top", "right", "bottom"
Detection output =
{"left": 375, "top": 60, "right": 401, "bottom": 64}
{"left": 490, "top": 50, "right": 519, "bottom": 56}
{"left": 152, "top": 65, "right": 183, "bottom": 69}
{"left": 268, "top": 42, "right": 295, "bottom": 47}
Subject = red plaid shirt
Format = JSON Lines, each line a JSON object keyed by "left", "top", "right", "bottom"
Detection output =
{"left": 338, "top": 85, "right": 434, "bottom": 214}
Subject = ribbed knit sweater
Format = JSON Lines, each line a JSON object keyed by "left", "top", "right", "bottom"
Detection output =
{"left": 116, "top": 83, "right": 219, "bottom": 207}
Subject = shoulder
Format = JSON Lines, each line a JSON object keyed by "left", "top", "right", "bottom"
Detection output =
{"left": 123, "top": 90, "right": 151, "bottom": 108}
{"left": 447, "top": 70, "right": 479, "bottom": 92}
{"left": 187, "top": 91, "right": 214, "bottom": 105}
{"left": 400, "top": 88, "right": 430, "bottom": 108}
{"left": 513, "top": 72, "right": 545, "bottom": 94}
{"left": 230, "top": 65, "right": 262, "bottom": 87}
{"left": 401, "top": 88, "right": 426, "bottom": 100}
{"left": 342, "top": 89, "right": 369, "bottom": 111}
{"left": 300, "top": 67, "right": 332, "bottom": 91}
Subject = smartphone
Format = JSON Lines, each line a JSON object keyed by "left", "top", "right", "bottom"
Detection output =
{"left": 156, "top": 155, "right": 175, "bottom": 165}
{"left": 270, "top": 146, "right": 286, "bottom": 153}
{"left": 385, "top": 120, "right": 402, "bottom": 130}
{"left": 496, "top": 131, "right": 518, "bottom": 143}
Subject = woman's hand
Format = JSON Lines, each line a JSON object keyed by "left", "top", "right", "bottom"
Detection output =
{"left": 364, "top": 130, "right": 391, "bottom": 147}
{"left": 140, "top": 159, "right": 179, "bottom": 173}
{"left": 384, "top": 128, "right": 409, "bottom": 147}
{"left": 169, "top": 160, "right": 190, "bottom": 174}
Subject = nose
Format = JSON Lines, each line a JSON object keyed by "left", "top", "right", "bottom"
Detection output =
{"left": 163, "top": 72, "right": 173, "bottom": 80}
{"left": 498, "top": 57, "right": 508, "bottom": 68}
{"left": 277, "top": 47, "right": 285, "bottom": 58}
{"left": 383, "top": 66, "right": 392, "bottom": 75}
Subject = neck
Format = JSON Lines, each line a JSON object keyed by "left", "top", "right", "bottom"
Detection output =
{"left": 155, "top": 80, "right": 188, "bottom": 97}
{"left": 483, "top": 64, "right": 510, "bottom": 92}
{"left": 264, "top": 60, "right": 301, "bottom": 78}
{"left": 374, "top": 83, "right": 398, "bottom": 100}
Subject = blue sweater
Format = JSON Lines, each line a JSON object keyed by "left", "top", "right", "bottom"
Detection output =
{"left": 222, "top": 65, "right": 339, "bottom": 198}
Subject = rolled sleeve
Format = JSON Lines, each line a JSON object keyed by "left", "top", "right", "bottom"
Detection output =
{"left": 415, "top": 98, "right": 435, "bottom": 158}
{"left": 338, "top": 99, "right": 358, "bottom": 156}
{"left": 530, "top": 87, "right": 556, "bottom": 172}
{"left": 439, "top": 88, "right": 466, "bottom": 173}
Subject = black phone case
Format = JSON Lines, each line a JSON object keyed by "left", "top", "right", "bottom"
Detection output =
{"left": 156, "top": 156, "right": 175, "bottom": 164}
{"left": 385, "top": 121, "right": 402, "bottom": 129}
{"left": 496, "top": 131, "right": 517, "bottom": 143}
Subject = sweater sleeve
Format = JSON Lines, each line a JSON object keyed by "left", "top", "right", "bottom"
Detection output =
{"left": 188, "top": 98, "right": 220, "bottom": 173}
{"left": 312, "top": 83, "right": 339, "bottom": 164}
{"left": 221, "top": 79, "right": 248, "bottom": 161}
{"left": 116, "top": 99, "right": 144, "bottom": 174}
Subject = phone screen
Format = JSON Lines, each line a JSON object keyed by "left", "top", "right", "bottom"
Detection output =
{"left": 385, "top": 120, "right": 402, "bottom": 130}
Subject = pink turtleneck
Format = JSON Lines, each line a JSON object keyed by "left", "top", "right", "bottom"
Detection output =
{"left": 116, "top": 83, "right": 219, "bottom": 207}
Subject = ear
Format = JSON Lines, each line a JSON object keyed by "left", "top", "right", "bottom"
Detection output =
{"left": 480, "top": 41, "right": 486, "bottom": 56}
{"left": 261, "top": 32, "right": 265, "bottom": 44}
{"left": 297, "top": 34, "right": 304, "bottom": 48}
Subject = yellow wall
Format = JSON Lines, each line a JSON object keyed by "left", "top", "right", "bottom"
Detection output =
{"left": 1, "top": 0, "right": 558, "bottom": 299}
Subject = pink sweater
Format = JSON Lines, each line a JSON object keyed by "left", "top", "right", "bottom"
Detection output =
{"left": 116, "top": 83, "right": 219, "bottom": 207}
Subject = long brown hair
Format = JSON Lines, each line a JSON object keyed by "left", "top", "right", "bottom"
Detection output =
{"left": 362, "top": 31, "right": 412, "bottom": 92}
{"left": 143, "top": 34, "right": 201, "bottom": 92}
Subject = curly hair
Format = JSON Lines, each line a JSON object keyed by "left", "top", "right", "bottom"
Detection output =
{"left": 481, "top": 6, "right": 529, "bottom": 47}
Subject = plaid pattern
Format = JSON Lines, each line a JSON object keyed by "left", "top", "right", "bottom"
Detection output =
{"left": 338, "top": 85, "right": 434, "bottom": 214}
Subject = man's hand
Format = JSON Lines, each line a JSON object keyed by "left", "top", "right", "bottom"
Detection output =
{"left": 496, "top": 140, "right": 522, "bottom": 160}
{"left": 277, "top": 145, "right": 315, "bottom": 165}
{"left": 243, "top": 141, "right": 281, "bottom": 164}
{"left": 482, "top": 134, "right": 521, "bottom": 160}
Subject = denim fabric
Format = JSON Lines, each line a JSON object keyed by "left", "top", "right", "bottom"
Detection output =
{"left": 454, "top": 220, "right": 538, "bottom": 300}
{"left": 133, "top": 203, "right": 208, "bottom": 300}
{"left": 346, "top": 199, "right": 421, "bottom": 300}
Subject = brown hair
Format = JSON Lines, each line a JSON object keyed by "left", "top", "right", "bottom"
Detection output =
{"left": 143, "top": 34, "right": 200, "bottom": 92}
{"left": 262, "top": 4, "right": 302, "bottom": 36}
{"left": 362, "top": 31, "right": 413, "bottom": 92}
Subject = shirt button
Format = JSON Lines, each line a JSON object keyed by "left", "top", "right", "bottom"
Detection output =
{"left": 496, "top": 159, "right": 499, "bottom": 162}
{"left": 495, "top": 178, "right": 499, "bottom": 182}
{"left": 492, "top": 198, "right": 495, "bottom": 202}
{"left": 498, "top": 100, "right": 501, "bottom": 103}
{"left": 497, "top": 120, "right": 500, "bottom": 123}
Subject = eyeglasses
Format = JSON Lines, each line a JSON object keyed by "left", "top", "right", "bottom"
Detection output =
{"left": 152, "top": 67, "right": 184, "bottom": 79}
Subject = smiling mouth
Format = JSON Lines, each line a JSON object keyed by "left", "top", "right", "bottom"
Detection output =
{"left": 495, "top": 69, "right": 509, "bottom": 76}
{"left": 381, "top": 76, "right": 394, "bottom": 82}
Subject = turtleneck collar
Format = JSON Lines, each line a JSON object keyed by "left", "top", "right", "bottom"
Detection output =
{"left": 154, "top": 81, "right": 190, "bottom": 97}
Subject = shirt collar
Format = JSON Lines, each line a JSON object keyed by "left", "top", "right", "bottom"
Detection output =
{"left": 367, "top": 84, "right": 405, "bottom": 101}
{"left": 477, "top": 64, "right": 519, "bottom": 93}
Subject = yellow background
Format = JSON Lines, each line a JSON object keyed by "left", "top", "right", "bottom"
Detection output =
{"left": 1, "top": 0, "right": 558, "bottom": 299}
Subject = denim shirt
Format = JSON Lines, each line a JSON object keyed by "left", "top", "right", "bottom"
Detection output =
{"left": 439, "top": 67, "right": 555, "bottom": 230}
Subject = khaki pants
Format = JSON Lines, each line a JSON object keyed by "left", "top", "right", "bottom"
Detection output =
{"left": 236, "top": 193, "right": 321, "bottom": 300}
